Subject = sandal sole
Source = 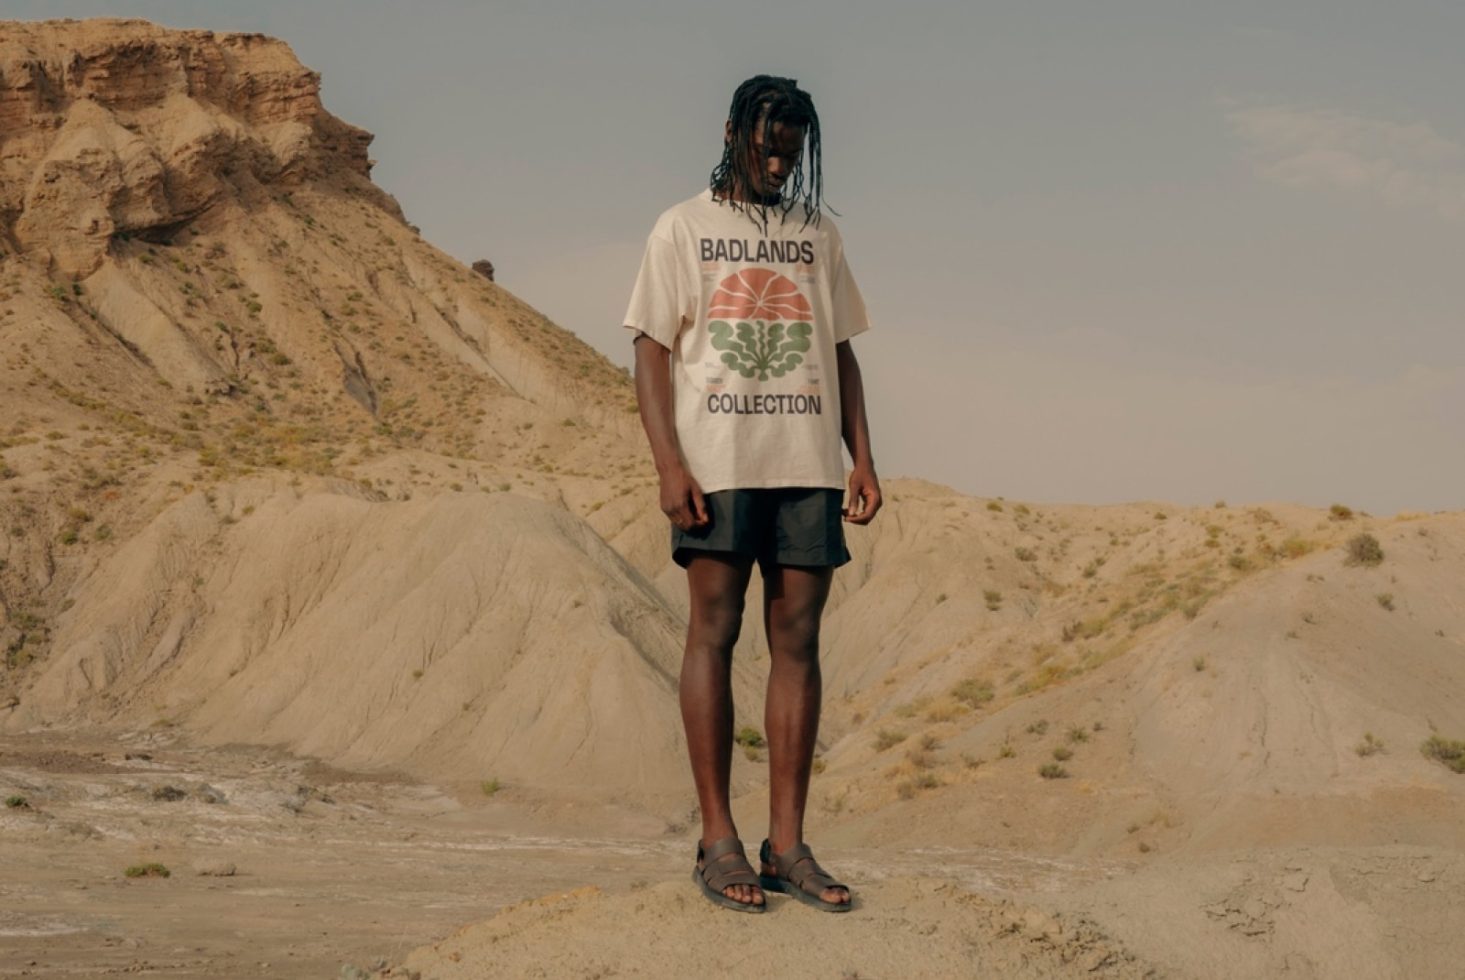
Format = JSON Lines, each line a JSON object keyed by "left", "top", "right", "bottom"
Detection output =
{"left": 759, "top": 873, "right": 853, "bottom": 912}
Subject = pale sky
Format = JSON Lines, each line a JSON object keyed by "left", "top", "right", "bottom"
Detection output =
{"left": 12, "top": 1, "right": 1465, "bottom": 513}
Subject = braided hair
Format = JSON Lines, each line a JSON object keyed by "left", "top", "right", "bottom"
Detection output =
{"left": 709, "top": 74, "right": 828, "bottom": 232}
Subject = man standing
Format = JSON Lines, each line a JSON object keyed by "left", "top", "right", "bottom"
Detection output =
{"left": 624, "top": 75, "right": 881, "bottom": 913}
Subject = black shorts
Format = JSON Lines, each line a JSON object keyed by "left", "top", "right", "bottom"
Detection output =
{"left": 671, "top": 487, "right": 852, "bottom": 572}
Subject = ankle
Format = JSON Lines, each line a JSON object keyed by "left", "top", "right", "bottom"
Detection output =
{"left": 700, "top": 825, "right": 739, "bottom": 848}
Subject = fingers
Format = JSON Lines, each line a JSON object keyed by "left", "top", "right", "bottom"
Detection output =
{"left": 844, "top": 484, "right": 882, "bottom": 525}
{"left": 690, "top": 482, "right": 709, "bottom": 527}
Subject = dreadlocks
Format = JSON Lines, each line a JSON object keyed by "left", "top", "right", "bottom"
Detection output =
{"left": 709, "top": 74, "right": 829, "bottom": 233}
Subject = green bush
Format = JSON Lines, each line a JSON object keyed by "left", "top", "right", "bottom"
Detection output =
{"left": 1421, "top": 735, "right": 1465, "bottom": 773}
{"left": 1345, "top": 533, "right": 1384, "bottom": 567}
{"left": 734, "top": 726, "right": 765, "bottom": 749}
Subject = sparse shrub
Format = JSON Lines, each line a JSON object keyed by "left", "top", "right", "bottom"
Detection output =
{"left": 1026, "top": 719, "right": 1049, "bottom": 735}
{"left": 1345, "top": 533, "right": 1384, "bottom": 567}
{"left": 124, "top": 863, "right": 170, "bottom": 878}
{"left": 734, "top": 726, "right": 765, "bottom": 749}
{"left": 874, "top": 729, "right": 907, "bottom": 752}
{"left": 1355, "top": 732, "right": 1384, "bottom": 757}
{"left": 4, "top": 795, "right": 28, "bottom": 808}
{"left": 1376, "top": 593, "right": 1395, "bottom": 611}
{"left": 986, "top": 501, "right": 1003, "bottom": 512}
{"left": 1192, "top": 655, "right": 1207, "bottom": 672}
{"left": 998, "top": 741, "right": 1016, "bottom": 759}
{"left": 893, "top": 698, "right": 929, "bottom": 719}
{"left": 935, "top": 592, "right": 947, "bottom": 604}
{"left": 983, "top": 589, "right": 1003, "bottom": 611}
{"left": 1420, "top": 735, "right": 1465, "bottom": 774}
{"left": 1014, "top": 546, "right": 1036, "bottom": 562}
{"left": 1279, "top": 537, "right": 1315, "bottom": 559}
{"left": 1066, "top": 725, "right": 1090, "bottom": 742}
{"left": 951, "top": 678, "right": 993, "bottom": 708}
{"left": 1051, "top": 746, "right": 1073, "bottom": 761}
{"left": 906, "top": 746, "right": 935, "bottom": 770}
{"left": 1038, "top": 763, "right": 1068, "bottom": 779}
{"left": 919, "top": 733, "right": 941, "bottom": 751}
{"left": 896, "top": 772, "right": 941, "bottom": 799}
{"left": 1329, "top": 503, "right": 1354, "bottom": 521}
{"left": 481, "top": 778, "right": 501, "bottom": 796}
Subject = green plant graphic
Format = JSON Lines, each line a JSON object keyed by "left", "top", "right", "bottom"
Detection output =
{"left": 708, "top": 320, "right": 812, "bottom": 380}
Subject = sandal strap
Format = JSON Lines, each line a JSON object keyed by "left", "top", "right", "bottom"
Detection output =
{"left": 698, "top": 838, "right": 760, "bottom": 893}
{"left": 702, "top": 837, "right": 747, "bottom": 865}
{"left": 772, "top": 842, "right": 846, "bottom": 895}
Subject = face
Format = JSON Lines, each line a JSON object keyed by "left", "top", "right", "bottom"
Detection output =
{"left": 725, "top": 117, "right": 805, "bottom": 200}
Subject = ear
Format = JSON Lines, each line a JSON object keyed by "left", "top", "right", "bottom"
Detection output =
{"left": 723, "top": 119, "right": 732, "bottom": 145}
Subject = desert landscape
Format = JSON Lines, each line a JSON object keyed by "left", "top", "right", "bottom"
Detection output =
{"left": 2, "top": 19, "right": 1463, "bottom": 979}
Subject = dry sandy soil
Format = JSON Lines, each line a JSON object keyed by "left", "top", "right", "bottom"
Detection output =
{"left": 3, "top": 18, "right": 1464, "bottom": 980}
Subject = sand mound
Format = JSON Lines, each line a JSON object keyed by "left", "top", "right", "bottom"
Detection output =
{"left": 5, "top": 479, "right": 710, "bottom": 808}
{"left": 400, "top": 876, "right": 1161, "bottom": 980}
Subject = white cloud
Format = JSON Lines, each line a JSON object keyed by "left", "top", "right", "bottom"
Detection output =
{"left": 1227, "top": 104, "right": 1465, "bottom": 219}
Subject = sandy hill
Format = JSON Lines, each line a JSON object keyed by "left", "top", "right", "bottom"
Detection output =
{"left": 2, "top": 18, "right": 1463, "bottom": 979}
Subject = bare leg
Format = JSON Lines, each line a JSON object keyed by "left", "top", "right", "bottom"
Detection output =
{"left": 682, "top": 552, "right": 763, "bottom": 907}
{"left": 761, "top": 562, "right": 848, "bottom": 904}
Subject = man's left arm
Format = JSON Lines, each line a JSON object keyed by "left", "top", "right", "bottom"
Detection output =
{"left": 836, "top": 339, "right": 881, "bottom": 524}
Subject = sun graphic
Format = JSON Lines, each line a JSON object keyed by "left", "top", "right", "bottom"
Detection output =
{"left": 707, "top": 268, "right": 813, "bottom": 322}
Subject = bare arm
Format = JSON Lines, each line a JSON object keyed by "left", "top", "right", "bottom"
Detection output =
{"left": 633, "top": 332, "right": 708, "bottom": 530}
{"left": 836, "top": 339, "right": 881, "bottom": 524}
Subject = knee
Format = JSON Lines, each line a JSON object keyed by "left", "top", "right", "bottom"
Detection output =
{"left": 689, "top": 599, "right": 745, "bottom": 654}
{"left": 768, "top": 612, "right": 821, "bottom": 662}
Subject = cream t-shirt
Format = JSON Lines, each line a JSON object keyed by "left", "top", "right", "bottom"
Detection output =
{"left": 623, "top": 189, "right": 871, "bottom": 493}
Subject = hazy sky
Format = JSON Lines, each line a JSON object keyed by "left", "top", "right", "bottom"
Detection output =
{"left": 12, "top": 1, "right": 1465, "bottom": 513}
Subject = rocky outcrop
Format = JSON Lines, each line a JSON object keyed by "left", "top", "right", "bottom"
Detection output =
{"left": 0, "top": 18, "right": 404, "bottom": 277}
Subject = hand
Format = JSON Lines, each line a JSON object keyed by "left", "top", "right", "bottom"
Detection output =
{"left": 659, "top": 466, "right": 709, "bottom": 531}
{"left": 843, "top": 464, "right": 882, "bottom": 524}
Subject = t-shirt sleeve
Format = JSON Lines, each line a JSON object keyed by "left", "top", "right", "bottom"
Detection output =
{"left": 830, "top": 233, "right": 872, "bottom": 344}
{"left": 623, "top": 230, "right": 693, "bottom": 349}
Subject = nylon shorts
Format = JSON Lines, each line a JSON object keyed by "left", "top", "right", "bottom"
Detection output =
{"left": 671, "top": 487, "right": 852, "bottom": 571}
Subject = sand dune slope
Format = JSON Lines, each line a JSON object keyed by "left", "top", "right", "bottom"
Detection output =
{"left": 6, "top": 480, "right": 719, "bottom": 806}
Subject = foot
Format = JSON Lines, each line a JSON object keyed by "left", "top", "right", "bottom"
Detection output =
{"left": 761, "top": 839, "right": 850, "bottom": 906}
{"left": 698, "top": 838, "right": 765, "bottom": 908}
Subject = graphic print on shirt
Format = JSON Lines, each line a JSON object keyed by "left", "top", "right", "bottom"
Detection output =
{"left": 706, "top": 269, "right": 814, "bottom": 382}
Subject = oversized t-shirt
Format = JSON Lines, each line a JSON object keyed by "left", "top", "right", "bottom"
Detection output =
{"left": 623, "top": 188, "right": 871, "bottom": 493}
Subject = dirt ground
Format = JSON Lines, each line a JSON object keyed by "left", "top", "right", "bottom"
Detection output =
{"left": 1, "top": 728, "right": 1152, "bottom": 979}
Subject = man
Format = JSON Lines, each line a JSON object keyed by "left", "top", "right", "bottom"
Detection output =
{"left": 624, "top": 75, "right": 880, "bottom": 913}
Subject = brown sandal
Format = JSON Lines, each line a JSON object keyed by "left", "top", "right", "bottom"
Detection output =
{"left": 759, "top": 839, "right": 852, "bottom": 912}
{"left": 692, "top": 837, "right": 766, "bottom": 913}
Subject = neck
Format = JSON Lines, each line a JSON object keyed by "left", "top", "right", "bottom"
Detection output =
{"left": 714, "top": 178, "right": 781, "bottom": 207}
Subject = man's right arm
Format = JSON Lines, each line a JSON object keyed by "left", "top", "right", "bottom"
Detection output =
{"left": 633, "top": 332, "right": 708, "bottom": 531}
